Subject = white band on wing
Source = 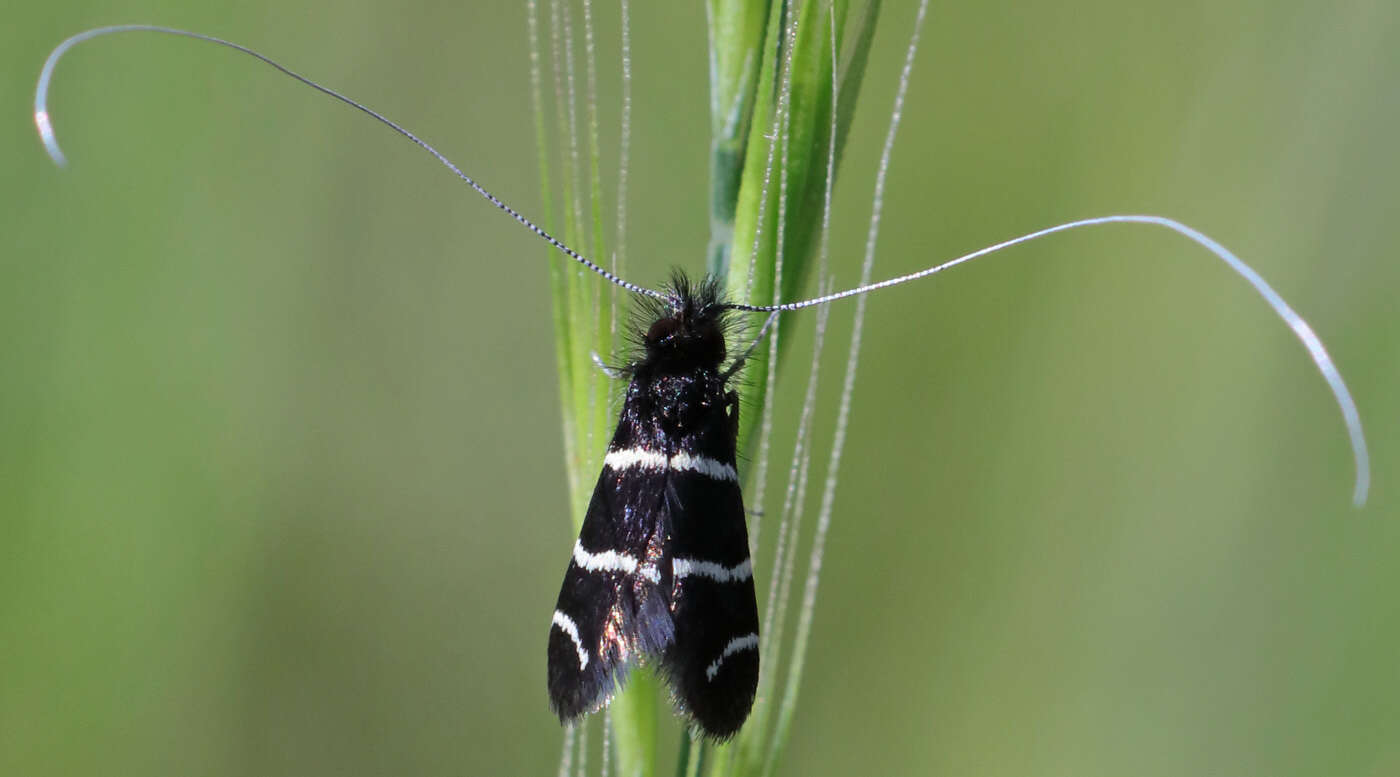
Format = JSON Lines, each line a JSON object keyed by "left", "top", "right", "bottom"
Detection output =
{"left": 572, "top": 540, "right": 639, "bottom": 575}
{"left": 705, "top": 633, "right": 759, "bottom": 681}
{"left": 673, "top": 556, "right": 753, "bottom": 583}
{"left": 551, "top": 610, "right": 588, "bottom": 670}
{"left": 604, "top": 447, "right": 738, "bottom": 483}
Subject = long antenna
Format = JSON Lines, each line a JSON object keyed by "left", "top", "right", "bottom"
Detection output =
{"left": 33, "top": 24, "right": 667, "bottom": 304}
{"left": 725, "top": 213, "right": 1370, "bottom": 507}
{"left": 34, "top": 26, "right": 1369, "bottom": 506}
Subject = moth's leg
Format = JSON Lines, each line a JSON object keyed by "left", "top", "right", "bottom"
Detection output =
{"left": 725, "top": 389, "right": 740, "bottom": 446}
{"left": 590, "top": 351, "right": 627, "bottom": 380}
{"left": 721, "top": 311, "right": 780, "bottom": 381}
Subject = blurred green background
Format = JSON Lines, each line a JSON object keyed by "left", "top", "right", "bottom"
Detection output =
{"left": 4, "top": 2, "right": 1397, "bottom": 775}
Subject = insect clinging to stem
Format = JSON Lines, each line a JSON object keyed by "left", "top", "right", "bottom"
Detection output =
{"left": 34, "top": 24, "right": 1371, "bottom": 741}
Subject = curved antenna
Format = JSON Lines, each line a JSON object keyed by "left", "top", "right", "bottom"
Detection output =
{"left": 32, "top": 24, "right": 667, "bottom": 304}
{"left": 727, "top": 214, "right": 1370, "bottom": 507}
{"left": 34, "top": 27, "right": 1368, "bottom": 506}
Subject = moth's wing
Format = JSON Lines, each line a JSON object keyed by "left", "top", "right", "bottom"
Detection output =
{"left": 663, "top": 396, "right": 760, "bottom": 739}
{"left": 546, "top": 446, "right": 675, "bottom": 721}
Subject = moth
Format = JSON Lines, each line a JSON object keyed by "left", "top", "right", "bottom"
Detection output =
{"left": 546, "top": 275, "right": 759, "bottom": 739}
{"left": 35, "top": 21, "right": 1368, "bottom": 746}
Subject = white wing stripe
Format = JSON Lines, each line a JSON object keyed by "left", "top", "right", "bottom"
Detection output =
{"left": 705, "top": 633, "right": 759, "bottom": 681}
{"left": 551, "top": 610, "right": 589, "bottom": 670}
{"left": 668, "top": 450, "right": 739, "bottom": 482}
{"left": 603, "top": 446, "right": 739, "bottom": 483}
{"left": 603, "top": 447, "right": 668, "bottom": 471}
{"left": 572, "top": 540, "right": 639, "bottom": 575}
{"left": 673, "top": 556, "right": 752, "bottom": 583}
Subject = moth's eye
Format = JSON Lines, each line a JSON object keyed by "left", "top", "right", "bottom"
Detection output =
{"left": 646, "top": 317, "right": 680, "bottom": 346}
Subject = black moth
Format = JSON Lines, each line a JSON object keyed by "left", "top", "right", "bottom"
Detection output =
{"left": 547, "top": 274, "right": 760, "bottom": 739}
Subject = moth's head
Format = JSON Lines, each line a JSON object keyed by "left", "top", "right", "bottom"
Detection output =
{"left": 640, "top": 272, "right": 728, "bottom": 373}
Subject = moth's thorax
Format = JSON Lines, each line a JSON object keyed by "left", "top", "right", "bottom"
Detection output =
{"left": 624, "top": 367, "right": 727, "bottom": 444}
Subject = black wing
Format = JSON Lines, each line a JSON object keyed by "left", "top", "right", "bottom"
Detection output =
{"left": 547, "top": 373, "right": 759, "bottom": 739}
{"left": 546, "top": 440, "right": 675, "bottom": 721}
{"left": 661, "top": 389, "right": 760, "bottom": 739}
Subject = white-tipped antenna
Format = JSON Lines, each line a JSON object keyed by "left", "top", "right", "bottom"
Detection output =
{"left": 724, "top": 214, "right": 1370, "bottom": 507}
{"left": 32, "top": 24, "right": 667, "bottom": 304}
